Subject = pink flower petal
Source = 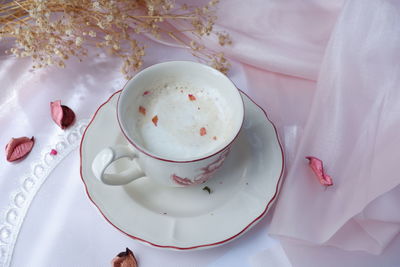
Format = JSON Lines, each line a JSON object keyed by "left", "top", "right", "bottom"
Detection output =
{"left": 5, "top": 137, "right": 34, "bottom": 162}
{"left": 111, "top": 248, "right": 137, "bottom": 267}
{"left": 50, "top": 100, "right": 75, "bottom": 129}
{"left": 306, "top": 156, "right": 333, "bottom": 186}
{"left": 200, "top": 127, "right": 207, "bottom": 136}
{"left": 152, "top": 115, "right": 158, "bottom": 126}
{"left": 138, "top": 106, "right": 146, "bottom": 115}
{"left": 50, "top": 149, "right": 58, "bottom": 155}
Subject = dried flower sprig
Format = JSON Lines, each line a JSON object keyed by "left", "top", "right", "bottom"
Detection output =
{"left": 0, "top": 0, "right": 231, "bottom": 79}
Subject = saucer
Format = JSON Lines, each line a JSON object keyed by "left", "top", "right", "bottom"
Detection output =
{"left": 80, "top": 90, "right": 284, "bottom": 250}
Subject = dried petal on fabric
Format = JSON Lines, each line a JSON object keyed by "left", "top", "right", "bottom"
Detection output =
{"left": 111, "top": 247, "right": 137, "bottom": 267}
{"left": 306, "top": 156, "right": 333, "bottom": 186}
{"left": 50, "top": 100, "right": 76, "bottom": 129}
{"left": 5, "top": 137, "right": 35, "bottom": 162}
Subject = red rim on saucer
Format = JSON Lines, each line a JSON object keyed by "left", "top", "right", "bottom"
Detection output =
{"left": 80, "top": 89, "right": 285, "bottom": 250}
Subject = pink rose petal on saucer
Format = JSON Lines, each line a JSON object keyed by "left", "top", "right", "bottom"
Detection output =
{"left": 50, "top": 100, "right": 76, "bottom": 129}
{"left": 111, "top": 248, "right": 137, "bottom": 267}
{"left": 306, "top": 156, "right": 333, "bottom": 186}
{"left": 138, "top": 106, "right": 146, "bottom": 116}
{"left": 143, "top": 90, "right": 150, "bottom": 96}
{"left": 200, "top": 127, "right": 207, "bottom": 136}
{"left": 50, "top": 149, "right": 57, "bottom": 155}
{"left": 152, "top": 115, "right": 158, "bottom": 126}
{"left": 5, "top": 137, "right": 34, "bottom": 162}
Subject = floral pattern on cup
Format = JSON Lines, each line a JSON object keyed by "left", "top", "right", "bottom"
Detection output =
{"left": 171, "top": 148, "right": 231, "bottom": 186}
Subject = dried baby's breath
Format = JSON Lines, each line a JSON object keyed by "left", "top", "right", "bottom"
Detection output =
{"left": 0, "top": 0, "right": 232, "bottom": 78}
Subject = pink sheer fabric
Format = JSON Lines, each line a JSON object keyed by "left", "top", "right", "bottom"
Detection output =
{"left": 197, "top": 0, "right": 400, "bottom": 257}
{"left": 268, "top": 0, "right": 400, "bottom": 255}
{"left": 209, "top": 0, "right": 343, "bottom": 80}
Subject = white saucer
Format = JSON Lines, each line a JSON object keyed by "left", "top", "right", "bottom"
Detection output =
{"left": 80, "top": 90, "right": 284, "bottom": 250}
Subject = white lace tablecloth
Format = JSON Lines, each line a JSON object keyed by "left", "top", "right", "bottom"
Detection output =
{"left": 0, "top": 40, "right": 289, "bottom": 266}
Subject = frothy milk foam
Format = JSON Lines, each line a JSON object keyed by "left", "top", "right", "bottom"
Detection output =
{"left": 135, "top": 82, "right": 233, "bottom": 159}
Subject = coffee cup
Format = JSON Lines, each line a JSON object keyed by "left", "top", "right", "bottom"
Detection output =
{"left": 92, "top": 61, "right": 244, "bottom": 187}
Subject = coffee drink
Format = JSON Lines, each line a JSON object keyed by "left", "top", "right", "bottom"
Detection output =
{"left": 135, "top": 81, "right": 233, "bottom": 159}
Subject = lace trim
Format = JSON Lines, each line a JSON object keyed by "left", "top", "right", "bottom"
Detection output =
{"left": 0, "top": 120, "right": 88, "bottom": 267}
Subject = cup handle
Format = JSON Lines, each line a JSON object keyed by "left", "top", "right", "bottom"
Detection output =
{"left": 92, "top": 145, "right": 145, "bottom": 185}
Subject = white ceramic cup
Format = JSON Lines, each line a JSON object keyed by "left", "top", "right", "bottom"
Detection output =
{"left": 92, "top": 61, "right": 244, "bottom": 187}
